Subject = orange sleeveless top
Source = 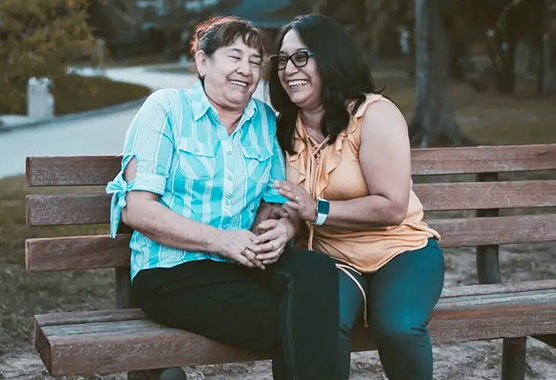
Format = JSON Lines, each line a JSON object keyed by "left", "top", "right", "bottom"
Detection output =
{"left": 286, "top": 94, "right": 440, "bottom": 273}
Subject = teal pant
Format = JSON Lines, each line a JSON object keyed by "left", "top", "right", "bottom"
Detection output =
{"left": 337, "top": 239, "right": 444, "bottom": 380}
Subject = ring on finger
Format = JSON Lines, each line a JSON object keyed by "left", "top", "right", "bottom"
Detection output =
{"left": 295, "top": 195, "right": 300, "bottom": 202}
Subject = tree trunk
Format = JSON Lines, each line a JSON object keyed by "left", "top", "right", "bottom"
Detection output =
{"left": 539, "top": 0, "right": 555, "bottom": 95}
{"left": 540, "top": 34, "right": 555, "bottom": 95}
{"left": 411, "top": 0, "right": 462, "bottom": 147}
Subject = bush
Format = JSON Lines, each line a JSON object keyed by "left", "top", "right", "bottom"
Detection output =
{"left": 0, "top": 0, "right": 101, "bottom": 114}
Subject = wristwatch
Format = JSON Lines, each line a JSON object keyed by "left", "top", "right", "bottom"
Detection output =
{"left": 312, "top": 198, "right": 330, "bottom": 226}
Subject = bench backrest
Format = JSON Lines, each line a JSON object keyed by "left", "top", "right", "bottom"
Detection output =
{"left": 25, "top": 144, "right": 556, "bottom": 300}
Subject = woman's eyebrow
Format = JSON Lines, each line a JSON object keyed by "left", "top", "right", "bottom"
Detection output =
{"left": 279, "top": 48, "right": 308, "bottom": 54}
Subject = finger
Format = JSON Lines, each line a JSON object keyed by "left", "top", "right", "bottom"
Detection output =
{"left": 254, "top": 229, "right": 282, "bottom": 245}
{"left": 269, "top": 207, "right": 289, "bottom": 219}
{"left": 284, "top": 201, "right": 299, "bottom": 210}
{"left": 252, "top": 241, "right": 275, "bottom": 253}
{"left": 255, "top": 238, "right": 285, "bottom": 256}
{"left": 254, "top": 223, "right": 283, "bottom": 242}
{"left": 277, "top": 188, "right": 298, "bottom": 201}
{"left": 256, "top": 218, "right": 278, "bottom": 232}
{"left": 260, "top": 247, "right": 285, "bottom": 264}
{"left": 242, "top": 249, "right": 265, "bottom": 269}
{"left": 275, "top": 180, "right": 296, "bottom": 192}
{"left": 263, "top": 257, "right": 280, "bottom": 265}
{"left": 233, "top": 253, "right": 255, "bottom": 268}
{"left": 256, "top": 249, "right": 282, "bottom": 261}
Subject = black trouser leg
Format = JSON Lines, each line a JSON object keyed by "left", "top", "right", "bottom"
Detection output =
{"left": 132, "top": 259, "right": 280, "bottom": 350}
{"left": 253, "top": 248, "right": 339, "bottom": 380}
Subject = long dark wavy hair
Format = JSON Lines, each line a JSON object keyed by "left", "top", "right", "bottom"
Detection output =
{"left": 268, "top": 14, "right": 377, "bottom": 154}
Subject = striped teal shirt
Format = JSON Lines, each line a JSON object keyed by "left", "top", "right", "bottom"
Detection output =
{"left": 106, "top": 82, "right": 287, "bottom": 280}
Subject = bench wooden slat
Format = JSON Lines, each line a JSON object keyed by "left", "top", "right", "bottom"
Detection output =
{"left": 24, "top": 144, "right": 556, "bottom": 187}
{"left": 24, "top": 180, "right": 556, "bottom": 227}
{"left": 25, "top": 214, "right": 556, "bottom": 272}
{"left": 26, "top": 194, "right": 110, "bottom": 226}
{"left": 428, "top": 214, "right": 556, "bottom": 247}
{"left": 34, "top": 285, "right": 556, "bottom": 375}
{"left": 440, "top": 279, "right": 556, "bottom": 298}
{"left": 25, "top": 235, "right": 131, "bottom": 273}
{"left": 26, "top": 156, "right": 121, "bottom": 187}
{"left": 35, "top": 309, "right": 147, "bottom": 327}
{"left": 411, "top": 143, "right": 556, "bottom": 175}
{"left": 414, "top": 180, "right": 556, "bottom": 211}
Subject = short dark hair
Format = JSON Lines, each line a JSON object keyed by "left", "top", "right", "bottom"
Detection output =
{"left": 190, "top": 16, "right": 267, "bottom": 60}
{"left": 268, "top": 14, "right": 376, "bottom": 154}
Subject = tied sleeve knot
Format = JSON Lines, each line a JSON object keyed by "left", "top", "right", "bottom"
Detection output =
{"left": 106, "top": 172, "right": 135, "bottom": 238}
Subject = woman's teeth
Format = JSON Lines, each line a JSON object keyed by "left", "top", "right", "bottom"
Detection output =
{"left": 288, "top": 80, "right": 308, "bottom": 88}
{"left": 229, "top": 80, "right": 247, "bottom": 87}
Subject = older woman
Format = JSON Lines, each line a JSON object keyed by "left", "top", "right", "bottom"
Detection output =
{"left": 268, "top": 15, "right": 445, "bottom": 380}
{"left": 106, "top": 16, "right": 338, "bottom": 380}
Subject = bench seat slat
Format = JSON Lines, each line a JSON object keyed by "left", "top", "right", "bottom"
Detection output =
{"left": 25, "top": 144, "right": 556, "bottom": 187}
{"left": 35, "top": 309, "right": 146, "bottom": 327}
{"left": 35, "top": 284, "right": 556, "bottom": 376}
{"left": 24, "top": 181, "right": 556, "bottom": 226}
{"left": 25, "top": 214, "right": 556, "bottom": 273}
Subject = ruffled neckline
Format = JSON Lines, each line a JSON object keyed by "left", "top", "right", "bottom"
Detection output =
{"left": 286, "top": 93, "right": 383, "bottom": 198}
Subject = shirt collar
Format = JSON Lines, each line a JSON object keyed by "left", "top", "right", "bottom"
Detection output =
{"left": 190, "top": 81, "right": 257, "bottom": 122}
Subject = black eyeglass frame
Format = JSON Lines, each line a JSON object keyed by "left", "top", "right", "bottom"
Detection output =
{"left": 271, "top": 51, "right": 315, "bottom": 70}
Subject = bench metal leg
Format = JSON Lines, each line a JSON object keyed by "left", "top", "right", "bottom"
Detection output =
{"left": 128, "top": 368, "right": 187, "bottom": 380}
{"left": 501, "top": 337, "right": 526, "bottom": 380}
{"left": 127, "top": 369, "right": 162, "bottom": 380}
{"left": 476, "top": 245, "right": 502, "bottom": 284}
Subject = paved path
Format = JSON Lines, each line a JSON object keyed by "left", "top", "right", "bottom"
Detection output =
{"left": 0, "top": 65, "right": 269, "bottom": 179}
{"left": 0, "top": 66, "right": 198, "bottom": 179}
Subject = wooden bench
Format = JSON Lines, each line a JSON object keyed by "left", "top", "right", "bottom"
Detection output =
{"left": 25, "top": 143, "right": 556, "bottom": 380}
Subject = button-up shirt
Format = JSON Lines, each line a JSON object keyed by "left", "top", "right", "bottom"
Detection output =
{"left": 107, "top": 82, "right": 286, "bottom": 280}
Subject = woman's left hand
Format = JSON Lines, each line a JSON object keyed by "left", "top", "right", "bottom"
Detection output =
{"left": 252, "top": 219, "right": 291, "bottom": 264}
{"left": 274, "top": 180, "right": 317, "bottom": 222}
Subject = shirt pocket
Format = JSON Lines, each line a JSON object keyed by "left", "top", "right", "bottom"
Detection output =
{"left": 178, "top": 137, "right": 216, "bottom": 180}
{"left": 240, "top": 144, "right": 273, "bottom": 185}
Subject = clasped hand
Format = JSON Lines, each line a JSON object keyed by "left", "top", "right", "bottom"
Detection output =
{"left": 219, "top": 218, "right": 291, "bottom": 269}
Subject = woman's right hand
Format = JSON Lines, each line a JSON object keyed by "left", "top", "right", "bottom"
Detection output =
{"left": 217, "top": 229, "right": 265, "bottom": 269}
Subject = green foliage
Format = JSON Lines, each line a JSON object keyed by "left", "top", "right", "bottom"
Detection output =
{"left": 0, "top": 0, "right": 101, "bottom": 114}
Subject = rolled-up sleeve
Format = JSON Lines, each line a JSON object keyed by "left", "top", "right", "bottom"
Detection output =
{"left": 262, "top": 137, "right": 288, "bottom": 204}
{"left": 106, "top": 90, "right": 176, "bottom": 237}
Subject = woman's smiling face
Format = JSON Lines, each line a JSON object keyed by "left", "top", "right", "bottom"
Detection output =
{"left": 278, "top": 30, "right": 322, "bottom": 111}
{"left": 197, "top": 36, "right": 262, "bottom": 111}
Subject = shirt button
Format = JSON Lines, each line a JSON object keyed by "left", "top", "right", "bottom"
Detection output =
{"left": 226, "top": 150, "right": 232, "bottom": 155}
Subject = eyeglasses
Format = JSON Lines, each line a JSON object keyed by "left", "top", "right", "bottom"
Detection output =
{"left": 271, "top": 51, "right": 314, "bottom": 70}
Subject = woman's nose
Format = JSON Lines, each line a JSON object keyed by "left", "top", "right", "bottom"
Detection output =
{"left": 236, "top": 58, "right": 251, "bottom": 75}
{"left": 284, "top": 59, "right": 299, "bottom": 74}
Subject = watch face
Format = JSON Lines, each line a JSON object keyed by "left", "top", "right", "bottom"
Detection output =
{"left": 317, "top": 199, "right": 330, "bottom": 214}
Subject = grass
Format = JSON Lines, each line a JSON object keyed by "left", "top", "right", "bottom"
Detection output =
{"left": 0, "top": 75, "right": 151, "bottom": 116}
{"left": 0, "top": 176, "right": 114, "bottom": 356}
{"left": 371, "top": 60, "right": 556, "bottom": 145}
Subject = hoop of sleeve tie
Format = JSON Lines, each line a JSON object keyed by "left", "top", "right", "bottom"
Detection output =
{"left": 106, "top": 172, "right": 135, "bottom": 238}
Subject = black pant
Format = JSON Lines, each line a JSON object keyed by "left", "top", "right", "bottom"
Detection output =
{"left": 132, "top": 247, "right": 339, "bottom": 380}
